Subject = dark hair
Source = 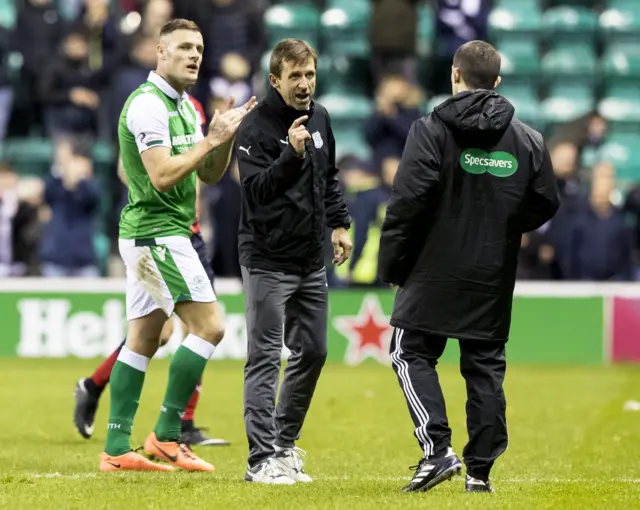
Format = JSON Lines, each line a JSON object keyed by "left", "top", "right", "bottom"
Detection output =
{"left": 269, "top": 39, "right": 317, "bottom": 78}
{"left": 159, "top": 18, "right": 201, "bottom": 38}
{"left": 452, "top": 40, "right": 501, "bottom": 90}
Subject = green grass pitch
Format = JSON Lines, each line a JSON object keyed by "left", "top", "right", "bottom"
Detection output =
{"left": 0, "top": 359, "right": 639, "bottom": 508}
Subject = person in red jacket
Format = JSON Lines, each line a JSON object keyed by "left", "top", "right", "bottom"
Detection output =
{"left": 73, "top": 95, "right": 230, "bottom": 448}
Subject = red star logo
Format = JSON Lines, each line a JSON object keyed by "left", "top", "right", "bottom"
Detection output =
{"left": 333, "top": 294, "right": 392, "bottom": 365}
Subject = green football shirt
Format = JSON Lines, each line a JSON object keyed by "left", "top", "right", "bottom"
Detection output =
{"left": 118, "top": 71, "right": 204, "bottom": 239}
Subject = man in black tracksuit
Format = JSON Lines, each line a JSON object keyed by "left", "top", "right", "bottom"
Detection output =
{"left": 235, "top": 39, "right": 352, "bottom": 485}
{"left": 378, "top": 41, "right": 560, "bottom": 493}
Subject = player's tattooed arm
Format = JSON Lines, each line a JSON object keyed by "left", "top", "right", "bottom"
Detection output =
{"left": 197, "top": 96, "right": 257, "bottom": 185}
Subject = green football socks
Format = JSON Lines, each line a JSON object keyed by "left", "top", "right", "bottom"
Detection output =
{"left": 154, "top": 334, "right": 214, "bottom": 442}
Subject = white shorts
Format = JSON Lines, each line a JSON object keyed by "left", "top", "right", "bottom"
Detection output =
{"left": 119, "top": 236, "right": 216, "bottom": 321}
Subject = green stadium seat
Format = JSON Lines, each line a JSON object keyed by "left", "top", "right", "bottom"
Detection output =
{"left": 322, "top": 56, "right": 370, "bottom": 96}
{"left": 316, "top": 93, "right": 372, "bottom": 133}
{"left": 598, "top": 87, "right": 640, "bottom": 135}
{"left": 263, "top": 3, "right": 320, "bottom": 49}
{"left": 599, "top": 3, "right": 640, "bottom": 43}
{"left": 334, "top": 129, "right": 370, "bottom": 161}
{"left": 0, "top": 139, "right": 54, "bottom": 177}
{"left": 542, "top": 44, "right": 598, "bottom": 85}
{"left": 597, "top": 134, "right": 640, "bottom": 181}
{"left": 494, "top": 0, "right": 540, "bottom": 8}
{"left": 321, "top": 0, "right": 371, "bottom": 57}
{"left": 424, "top": 94, "right": 450, "bottom": 114}
{"left": 498, "top": 85, "right": 541, "bottom": 129}
{"left": 541, "top": 85, "right": 595, "bottom": 127}
{"left": 601, "top": 43, "right": 640, "bottom": 86}
{"left": 416, "top": 3, "right": 435, "bottom": 58}
{"left": 0, "top": 0, "right": 16, "bottom": 29}
{"left": 488, "top": 3, "right": 542, "bottom": 46}
{"left": 542, "top": 6, "right": 598, "bottom": 44}
{"left": 498, "top": 41, "right": 540, "bottom": 83}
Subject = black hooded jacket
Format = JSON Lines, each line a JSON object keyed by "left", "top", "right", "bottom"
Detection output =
{"left": 378, "top": 90, "right": 560, "bottom": 341}
{"left": 235, "top": 86, "right": 351, "bottom": 275}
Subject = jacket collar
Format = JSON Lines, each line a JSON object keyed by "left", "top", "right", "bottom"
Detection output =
{"left": 265, "top": 86, "right": 315, "bottom": 125}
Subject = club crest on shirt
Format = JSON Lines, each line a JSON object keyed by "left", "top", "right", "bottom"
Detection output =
{"left": 312, "top": 131, "right": 323, "bottom": 149}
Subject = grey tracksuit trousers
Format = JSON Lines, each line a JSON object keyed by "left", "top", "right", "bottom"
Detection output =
{"left": 241, "top": 266, "right": 328, "bottom": 467}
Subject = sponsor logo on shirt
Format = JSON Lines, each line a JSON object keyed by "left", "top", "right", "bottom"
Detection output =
{"left": 460, "top": 149, "right": 518, "bottom": 178}
{"left": 172, "top": 134, "right": 196, "bottom": 146}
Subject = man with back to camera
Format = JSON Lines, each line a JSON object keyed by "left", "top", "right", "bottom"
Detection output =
{"left": 378, "top": 41, "right": 560, "bottom": 493}
{"left": 234, "top": 39, "right": 352, "bottom": 485}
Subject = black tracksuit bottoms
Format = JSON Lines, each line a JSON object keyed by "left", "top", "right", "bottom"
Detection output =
{"left": 389, "top": 327, "right": 508, "bottom": 480}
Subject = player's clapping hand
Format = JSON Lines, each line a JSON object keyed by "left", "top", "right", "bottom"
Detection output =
{"left": 207, "top": 96, "right": 257, "bottom": 146}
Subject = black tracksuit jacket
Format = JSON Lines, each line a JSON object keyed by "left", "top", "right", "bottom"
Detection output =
{"left": 378, "top": 90, "right": 560, "bottom": 341}
{"left": 235, "top": 87, "right": 351, "bottom": 275}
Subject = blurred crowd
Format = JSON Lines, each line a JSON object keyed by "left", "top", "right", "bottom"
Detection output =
{"left": 0, "top": 0, "right": 636, "bottom": 284}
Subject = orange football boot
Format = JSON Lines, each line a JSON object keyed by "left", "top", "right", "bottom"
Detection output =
{"left": 99, "top": 451, "right": 175, "bottom": 472}
{"left": 144, "top": 432, "right": 215, "bottom": 472}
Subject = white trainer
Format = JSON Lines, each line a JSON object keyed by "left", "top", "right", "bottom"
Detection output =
{"left": 244, "top": 457, "right": 296, "bottom": 485}
{"left": 274, "top": 446, "right": 313, "bottom": 483}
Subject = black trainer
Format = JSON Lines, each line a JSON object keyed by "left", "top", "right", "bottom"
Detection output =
{"left": 402, "top": 449, "right": 463, "bottom": 492}
{"left": 465, "top": 475, "right": 495, "bottom": 493}
{"left": 180, "top": 425, "right": 230, "bottom": 447}
{"left": 73, "top": 378, "right": 99, "bottom": 439}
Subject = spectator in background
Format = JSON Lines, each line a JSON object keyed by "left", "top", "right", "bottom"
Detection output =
{"left": 548, "top": 111, "right": 608, "bottom": 155}
{"left": 517, "top": 228, "right": 554, "bottom": 280}
{"left": 110, "top": 36, "right": 157, "bottom": 135}
{"left": 174, "top": 0, "right": 265, "bottom": 100}
{"left": 40, "top": 150, "right": 100, "bottom": 277}
{"left": 133, "top": 0, "right": 174, "bottom": 39}
{"left": 369, "top": 0, "right": 419, "bottom": 84}
{"left": 209, "top": 53, "right": 253, "bottom": 109}
{"left": 72, "top": 0, "right": 127, "bottom": 81}
{"left": 330, "top": 155, "right": 396, "bottom": 288}
{"left": 544, "top": 141, "right": 585, "bottom": 279}
{"left": 569, "top": 162, "right": 632, "bottom": 281}
{"left": 0, "top": 26, "right": 13, "bottom": 140}
{"left": 208, "top": 158, "right": 242, "bottom": 279}
{"left": 40, "top": 29, "right": 102, "bottom": 137}
{"left": 622, "top": 183, "right": 640, "bottom": 280}
{"left": 430, "top": 0, "right": 489, "bottom": 95}
{"left": 14, "top": 0, "right": 65, "bottom": 134}
{"left": 364, "top": 75, "right": 422, "bottom": 174}
{"left": 0, "top": 163, "right": 45, "bottom": 276}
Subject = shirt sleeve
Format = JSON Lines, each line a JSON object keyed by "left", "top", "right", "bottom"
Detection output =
{"left": 126, "top": 93, "right": 172, "bottom": 153}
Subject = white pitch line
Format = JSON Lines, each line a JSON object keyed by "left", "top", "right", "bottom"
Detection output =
{"left": 11, "top": 473, "right": 640, "bottom": 484}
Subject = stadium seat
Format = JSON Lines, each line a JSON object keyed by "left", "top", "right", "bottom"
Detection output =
{"left": 320, "top": 0, "right": 371, "bottom": 57}
{"left": 334, "top": 129, "right": 370, "bottom": 161}
{"left": 416, "top": 3, "right": 435, "bottom": 58}
{"left": 316, "top": 93, "right": 372, "bottom": 133}
{"left": 323, "top": 56, "right": 371, "bottom": 96}
{"left": 263, "top": 3, "right": 320, "bottom": 49}
{"left": 540, "top": 85, "right": 595, "bottom": 127}
{"left": 597, "top": 134, "right": 640, "bottom": 181}
{"left": 601, "top": 43, "right": 640, "bottom": 87}
{"left": 488, "top": 2, "right": 542, "bottom": 46}
{"left": 0, "top": 138, "right": 54, "bottom": 177}
{"left": 598, "top": 86, "right": 640, "bottom": 135}
{"left": 0, "top": 0, "right": 16, "bottom": 29}
{"left": 542, "top": 6, "right": 598, "bottom": 44}
{"left": 498, "top": 40, "right": 540, "bottom": 85}
{"left": 498, "top": 85, "right": 541, "bottom": 130}
{"left": 599, "top": 2, "right": 640, "bottom": 44}
{"left": 424, "top": 94, "right": 450, "bottom": 114}
{"left": 542, "top": 44, "right": 598, "bottom": 86}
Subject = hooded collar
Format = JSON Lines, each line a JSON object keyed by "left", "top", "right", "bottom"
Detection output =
{"left": 148, "top": 71, "right": 189, "bottom": 103}
{"left": 265, "top": 86, "right": 315, "bottom": 125}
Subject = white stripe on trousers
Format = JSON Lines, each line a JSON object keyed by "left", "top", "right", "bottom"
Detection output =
{"left": 390, "top": 328, "right": 435, "bottom": 457}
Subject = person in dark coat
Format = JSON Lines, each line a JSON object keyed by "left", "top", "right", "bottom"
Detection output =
{"left": 378, "top": 41, "right": 559, "bottom": 494}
